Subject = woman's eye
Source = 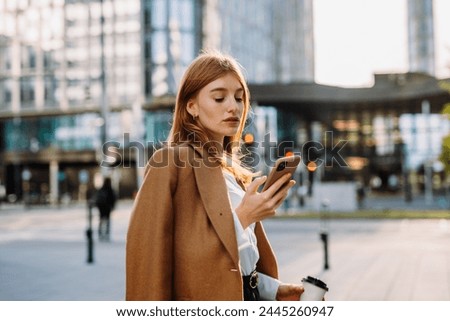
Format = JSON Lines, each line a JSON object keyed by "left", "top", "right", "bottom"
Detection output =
{"left": 214, "top": 98, "right": 224, "bottom": 102}
{"left": 235, "top": 97, "right": 243, "bottom": 102}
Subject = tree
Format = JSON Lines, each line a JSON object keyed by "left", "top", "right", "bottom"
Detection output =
{"left": 438, "top": 81, "right": 450, "bottom": 175}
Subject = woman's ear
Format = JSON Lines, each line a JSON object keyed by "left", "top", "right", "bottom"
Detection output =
{"left": 186, "top": 99, "right": 199, "bottom": 118}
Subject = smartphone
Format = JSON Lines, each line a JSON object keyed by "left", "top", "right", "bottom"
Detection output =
{"left": 261, "top": 155, "right": 301, "bottom": 192}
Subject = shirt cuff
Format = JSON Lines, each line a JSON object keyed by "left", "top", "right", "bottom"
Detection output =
{"left": 258, "top": 272, "right": 282, "bottom": 301}
{"left": 231, "top": 208, "right": 254, "bottom": 240}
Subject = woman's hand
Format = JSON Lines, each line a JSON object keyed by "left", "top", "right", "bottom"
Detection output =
{"left": 276, "top": 283, "right": 304, "bottom": 301}
{"left": 235, "top": 174, "right": 295, "bottom": 229}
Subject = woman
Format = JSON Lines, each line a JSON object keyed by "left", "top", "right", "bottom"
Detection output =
{"left": 126, "top": 50, "right": 303, "bottom": 301}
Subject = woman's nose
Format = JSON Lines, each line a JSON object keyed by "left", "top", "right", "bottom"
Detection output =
{"left": 227, "top": 97, "right": 239, "bottom": 113}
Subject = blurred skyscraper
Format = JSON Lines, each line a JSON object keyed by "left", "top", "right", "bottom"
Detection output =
{"left": 0, "top": 0, "right": 314, "bottom": 203}
{"left": 407, "top": 0, "right": 435, "bottom": 76}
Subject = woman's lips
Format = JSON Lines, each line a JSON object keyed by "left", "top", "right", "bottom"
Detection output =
{"left": 223, "top": 117, "right": 240, "bottom": 123}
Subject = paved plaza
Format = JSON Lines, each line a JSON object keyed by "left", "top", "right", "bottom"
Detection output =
{"left": 0, "top": 198, "right": 449, "bottom": 301}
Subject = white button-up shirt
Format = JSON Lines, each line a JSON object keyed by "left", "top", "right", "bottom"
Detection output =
{"left": 223, "top": 170, "right": 281, "bottom": 300}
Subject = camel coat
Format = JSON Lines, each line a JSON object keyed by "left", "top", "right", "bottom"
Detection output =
{"left": 126, "top": 143, "right": 279, "bottom": 300}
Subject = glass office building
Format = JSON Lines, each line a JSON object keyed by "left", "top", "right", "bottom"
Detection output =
{"left": 203, "top": 0, "right": 314, "bottom": 83}
{"left": 0, "top": 0, "right": 142, "bottom": 112}
{"left": 0, "top": 0, "right": 145, "bottom": 202}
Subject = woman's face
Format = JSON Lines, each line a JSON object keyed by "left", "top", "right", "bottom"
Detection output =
{"left": 188, "top": 73, "right": 244, "bottom": 143}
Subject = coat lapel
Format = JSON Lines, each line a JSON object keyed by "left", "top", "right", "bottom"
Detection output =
{"left": 190, "top": 144, "right": 240, "bottom": 267}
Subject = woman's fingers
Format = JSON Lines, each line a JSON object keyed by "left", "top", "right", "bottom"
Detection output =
{"left": 238, "top": 175, "right": 296, "bottom": 225}
{"left": 276, "top": 284, "right": 304, "bottom": 301}
{"left": 247, "top": 175, "right": 267, "bottom": 193}
{"left": 272, "top": 180, "right": 296, "bottom": 208}
{"left": 265, "top": 173, "right": 293, "bottom": 197}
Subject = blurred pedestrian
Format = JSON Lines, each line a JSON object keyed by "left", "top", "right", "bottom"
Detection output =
{"left": 126, "top": 50, "right": 305, "bottom": 301}
{"left": 356, "top": 181, "right": 366, "bottom": 209}
{"left": 95, "top": 177, "right": 116, "bottom": 241}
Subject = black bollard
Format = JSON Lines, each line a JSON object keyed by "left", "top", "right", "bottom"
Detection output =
{"left": 320, "top": 232, "right": 329, "bottom": 270}
{"left": 86, "top": 202, "right": 94, "bottom": 264}
{"left": 319, "top": 199, "right": 330, "bottom": 271}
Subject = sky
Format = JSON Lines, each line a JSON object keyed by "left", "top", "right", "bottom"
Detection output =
{"left": 313, "top": 0, "right": 450, "bottom": 88}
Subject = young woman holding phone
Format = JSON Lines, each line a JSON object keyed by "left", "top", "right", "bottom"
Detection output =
{"left": 126, "top": 50, "right": 304, "bottom": 301}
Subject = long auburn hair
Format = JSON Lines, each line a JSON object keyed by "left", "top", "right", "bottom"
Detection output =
{"left": 167, "top": 50, "right": 253, "bottom": 184}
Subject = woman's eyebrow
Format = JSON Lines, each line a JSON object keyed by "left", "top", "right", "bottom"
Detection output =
{"left": 209, "top": 87, "right": 226, "bottom": 93}
{"left": 209, "top": 87, "right": 244, "bottom": 93}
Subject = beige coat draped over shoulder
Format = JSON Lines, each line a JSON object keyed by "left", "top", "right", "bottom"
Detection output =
{"left": 126, "top": 144, "right": 278, "bottom": 300}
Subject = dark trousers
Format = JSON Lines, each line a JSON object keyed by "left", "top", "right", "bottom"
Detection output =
{"left": 98, "top": 206, "right": 111, "bottom": 240}
{"left": 243, "top": 284, "right": 260, "bottom": 301}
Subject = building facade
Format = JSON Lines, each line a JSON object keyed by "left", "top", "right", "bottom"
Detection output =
{"left": 249, "top": 73, "right": 450, "bottom": 201}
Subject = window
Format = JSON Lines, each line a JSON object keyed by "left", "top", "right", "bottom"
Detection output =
{"left": 0, "top": 78, "right": 13, "bottom": 110}
{"left": 20, "top": 76, "right": 35, "bottom": 108}
{"left": 21, "top": 45, "right": 37, "bottom": 70}
{"left": 0, "top": 44, "right": 12, "bottom": 71}
{"left": 145, "top": 110, "right": 172, "bottom": 144}
{"left": 44, "top": 76, "right": 59, "bottom": 108}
